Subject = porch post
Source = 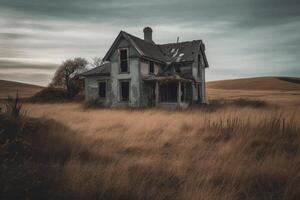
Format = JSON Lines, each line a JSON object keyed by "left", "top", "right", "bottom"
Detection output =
{"left": 155, "top": 81, "right": 159, "bottom": 104}
{"left": 178, "top": 81, "right": 181, "bottom": 105}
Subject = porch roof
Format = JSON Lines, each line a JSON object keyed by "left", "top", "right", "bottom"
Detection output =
{"left": 143, "top": 75, "right": 192, "bottom": 82}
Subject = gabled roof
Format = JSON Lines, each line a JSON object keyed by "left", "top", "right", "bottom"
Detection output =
{"left": 102, "top": 30, "right": 209, "bottom": 67}
{"left": 103, "top": 31, "right": 166, "bottom": 64}
{"left": 81, "top": 62, "right": 110, "bottom": 76}
{"left": 122, "top": 32, "right": 166, "bottom": 63}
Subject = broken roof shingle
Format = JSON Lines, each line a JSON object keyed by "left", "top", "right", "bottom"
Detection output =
{"left": 158, "top": 40, "right": 202, "bottom": 63}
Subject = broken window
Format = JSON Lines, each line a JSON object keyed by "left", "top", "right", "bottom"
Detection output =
{"left": 120, "top": 49, "right": 128, "bottom": 73}
{"left": 159, "top": 82, "right": 177, "bottom": 102}
{"left": 149, "top": 61, "right": 154, "bottom": 74}
{"left": 120, "top": 80, "right": 130, "bottom": 101}
{"left": 98, "top": 82, "right": 106, "bottom": 98}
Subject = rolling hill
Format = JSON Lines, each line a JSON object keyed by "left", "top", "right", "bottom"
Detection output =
{"left": 1, "top": 76, "right": 299, "bottom": 100}
{"left": 0, "top": 80, "right": 44, "bottom": 99}
{"left": 207, "top": 77, "right": 300, "bottom": 91}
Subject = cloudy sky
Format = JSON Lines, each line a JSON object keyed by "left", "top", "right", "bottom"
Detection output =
{"left": 0, "top": 0, "right": 299, "bottom": 86}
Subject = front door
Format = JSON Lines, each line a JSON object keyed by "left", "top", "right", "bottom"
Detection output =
{"left": 148, "top": 82, "right": 156, "bottom": 106}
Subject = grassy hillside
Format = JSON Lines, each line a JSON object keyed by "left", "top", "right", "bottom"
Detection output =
{"left": 207, "top": 77, "right": 300, "bottom": 91}
{"left": 0, "top": 80, "right": 44, "bottom": 99}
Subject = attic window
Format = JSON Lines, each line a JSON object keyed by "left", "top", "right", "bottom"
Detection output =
{"left": 119, "top": 49, "right": 128, "bottom": 73}
{"left": 149, "top": 61, "right": 154, "bottom": 74}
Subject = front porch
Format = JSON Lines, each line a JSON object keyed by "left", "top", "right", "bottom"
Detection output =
{"left": 143, "top": 75, "right": 193, "bottom": 108}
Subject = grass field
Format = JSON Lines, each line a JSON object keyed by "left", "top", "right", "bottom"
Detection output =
{"left": 1, "top": 77, "right": 300, "bottom": 199}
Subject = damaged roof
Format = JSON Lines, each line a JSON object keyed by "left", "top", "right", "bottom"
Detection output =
{"left": 103, "top": 31, "right": 208, "bottom": 67}
{"left": 81, "top": 62, "right": 110, "bottom": 76}
{"left": 158, "top": 40, "right": 202, "bottom": 63}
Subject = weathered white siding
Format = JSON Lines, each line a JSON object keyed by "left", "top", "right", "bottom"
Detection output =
{"left": 109, "top": 37, "right": 141, "bottom": 107}
{"left": 140, "top": 60, "right": 160, "bottom": 76}
{"left": 140, "top": 61, "right": 149, "bottom": 76}
{"left": 85, "top": 77, "right": 98, "bottom": 100}
{"left": 84, "top": 76, "right": 112, "bottom": 106}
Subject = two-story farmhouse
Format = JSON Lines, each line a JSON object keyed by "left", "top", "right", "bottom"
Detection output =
{"left": 82, "top": 27, "right": 209, "bottom": 108}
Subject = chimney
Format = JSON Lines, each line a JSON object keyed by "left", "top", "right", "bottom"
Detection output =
{"left": 143, "top": 27, "right": 153, "bottom": 43}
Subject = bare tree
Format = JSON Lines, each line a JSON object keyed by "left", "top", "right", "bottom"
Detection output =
{"left": 90, "top": 57, "right": 102, "bottom": 68}
{"left": 50, "top": 57, "right": 88, "bottom": 98}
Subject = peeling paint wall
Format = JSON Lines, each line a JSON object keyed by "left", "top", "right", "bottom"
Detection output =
{"left": 109, "top": 37, "right": 141, "bottom": 107}
{"left": 85, "top": 77, "right": 98, "bottom": 100}
{"left": 140, "top": 60, "right": 149, "bottom": 77}
{"left": 84, "top": 76, "right": 112, "bottom": 106}
{"left": 190, "top": 45, "right": 206, "bottom": 103}
{"left": 140, "top": 59, "right": 160, "bottom": 77}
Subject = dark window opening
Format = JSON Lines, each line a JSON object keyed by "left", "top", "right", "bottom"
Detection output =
{"left": 98, "top": 82, "right": 106, "bottom": 98}
{"left": 199, "top": 82, "right": 203, "bottom": 100}
{"left": 175, "top": 66, "right": 181, "bottom": 73}
{"left": 181, "top": 83, "right": 185, "bottom": 102}
{"left": 159, "top": 82, "right": 177, "bottom": 102}
{"left": 120, "top": 81, "right": 129, "bottom": 101}
{"left": 147, "top": 83, "right": 156, "bottom": 106}
{"left": 120, "top": 49, "right": 128, "bottom": 73}
{"left": 180, "top": 82, "right": 192, "bottom": 102}
{"left": 149, "top": 61, "right": 154, "bottom": 74}
{"left": 185, "top": 83, "right": 193, "bottom": 101}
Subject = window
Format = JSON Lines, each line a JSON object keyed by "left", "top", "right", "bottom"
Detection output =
{"left": 149, "top": 61, "right": 154, "bottom": 74}
{"left": 159, "top": 82, "right": 178, "bottom": 102}
{"left": 120, "top": 80, "right": 130, "bottom": 101}
{"left": 120, "top": 49, "right": 128, "bottom": 73}
{"left": 175, "top": 66, "right": 181, "bottom": 73}
{"left": 98, "top": 82, "right": 106, "bottom": 98}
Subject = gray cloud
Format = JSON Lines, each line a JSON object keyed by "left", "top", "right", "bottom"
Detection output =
{"left": 0, "top": 0, "right": 299, "bottom": 85}
{"left": 0, "top": 60, "right": 57, "bottom": 70}
{"left": 0, "top": 72, "right": 53, "bottom": 86}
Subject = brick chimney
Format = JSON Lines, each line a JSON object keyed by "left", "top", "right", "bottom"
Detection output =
{"left": 143, "top": 27, "right": 153, "bottom": 43}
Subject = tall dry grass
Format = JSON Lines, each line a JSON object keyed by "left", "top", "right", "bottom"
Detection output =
{"left": 0, "top": 99, "right": 299, "bottom": 199}
{"left": 8, "top": 102, "right": 296, "bottom": 200}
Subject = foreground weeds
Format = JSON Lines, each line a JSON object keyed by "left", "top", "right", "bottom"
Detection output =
{"left": 1, "top": 102, "right": 300, "bottom": 200}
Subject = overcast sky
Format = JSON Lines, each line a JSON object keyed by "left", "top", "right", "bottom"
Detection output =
{"left": 0, "top": 0, "right": 299, "bottom": 86}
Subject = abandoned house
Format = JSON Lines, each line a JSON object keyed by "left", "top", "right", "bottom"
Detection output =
{"left": 82, "top": 27, "right": 209, "bottom": 108}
